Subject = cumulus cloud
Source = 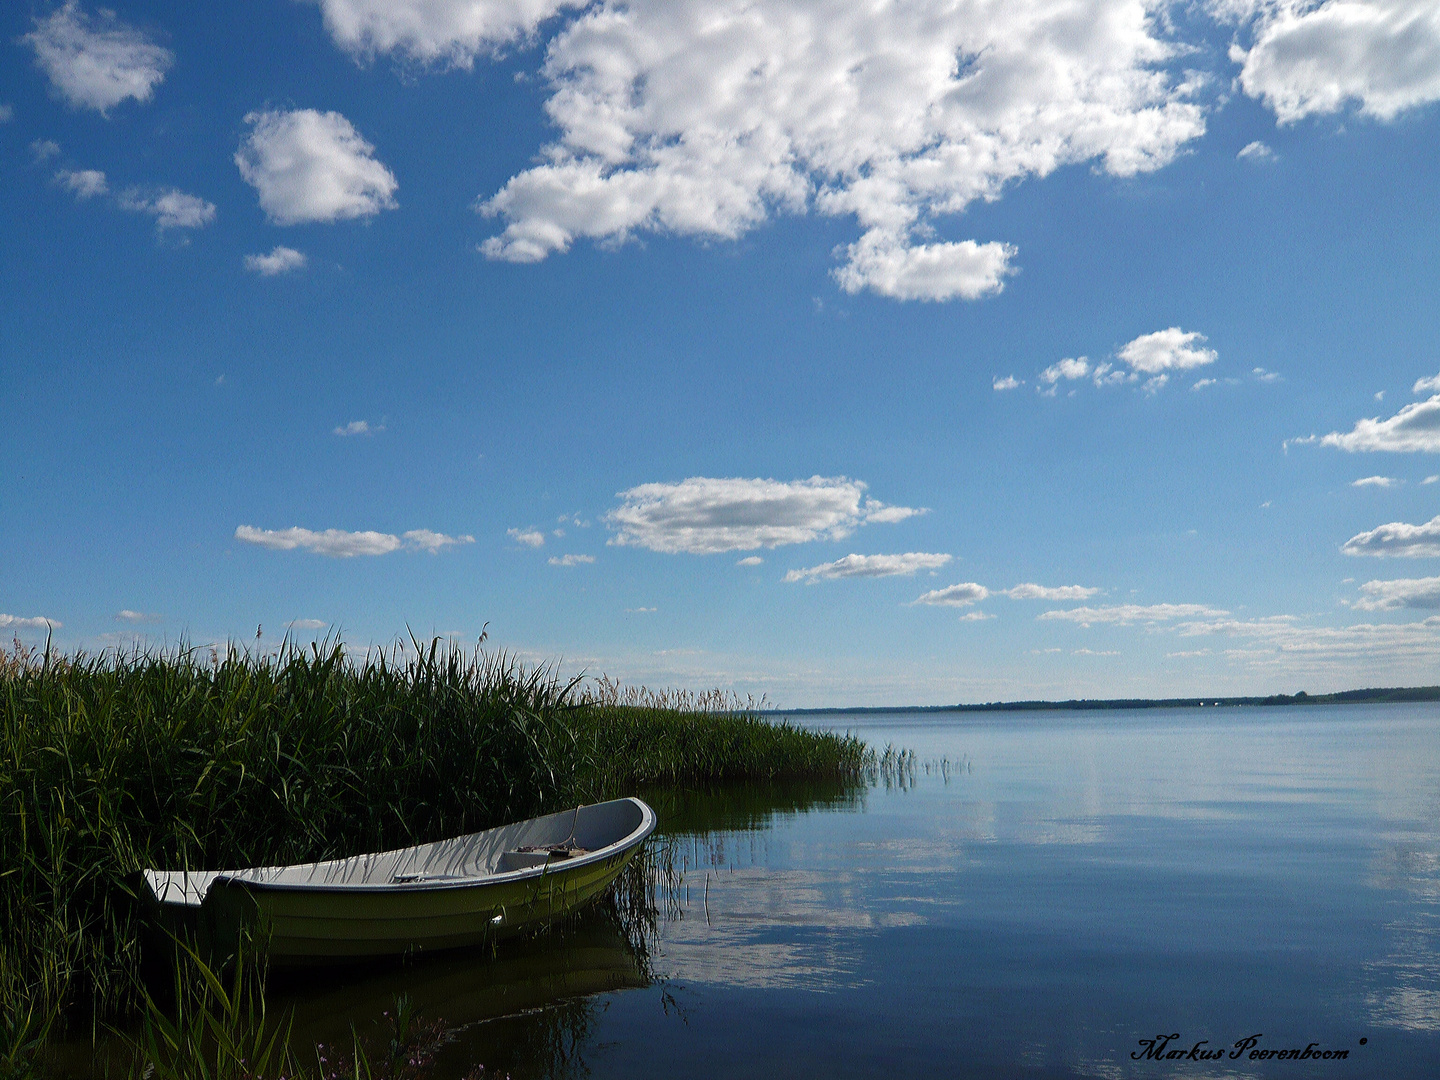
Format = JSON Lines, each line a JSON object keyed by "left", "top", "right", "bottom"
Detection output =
{"left": 23, "top": 1, "right": 172, "bottom": 114}
{"left": 245, "top": 246, "right": 308, "bottom": 275}
{"left": 1192, "top": 378, "right": 1216, "bottom": 390}
{"left": 607, "top": 476, "right": 921, "bottom": 554}
{"left": 1353, "top": 575, "right": 1440, "bottom": 610}
{"left": 402, "top": 528, "right": 475, "bottom": 553}
{"left": 235, "top": 525, "right": 472, "bottom": 557}
{"left": 1039, "top": 357, "right": 1091, "bottom": 386}
{"left": 1426, "top": 475, "right": 1439, "bottom": 484}
{"left": 913, "top": 583, "right": 990, "bottom": 607}
{"left": 32, "top": 139, "right": 61, "bottom": 162}
{"left": 56, "top": 167, "right": 107, "bottom": 199}
{"left": 286, "top": 618, "right": 328, "bottom": 630}
{"left": 1003, "top": 583, "right": 1101, "bottom": 600}
{"left": 333, "top": 420, "right": 381, "bottom": 436}
{"left": 1252, "top": 366, "right": 1281, "bottom": 382}
{"left": 1237, "top": 139, "right": 1277, "bottom": 161}
{"left": 784, "top": 552, "right": 952, "bottom": 584}
{"left": 1117, "top": 327, "right": 1217, "bottom": 374}
{"left": 993, "top": 375, "right": 1022, "bottom": 391}
{"left": 1342, "top": 515, "right": 1440, "bottom": 558}
{"left": 236, "top": 109, "right": 398, "bottom": 225}
{"left": 115, "top": 610, "right": 161, "bottom": 623}
{"left": 476, "top": 0, "right": 1207, "bottom": 300}
{"left": 1413, "top": 372, "right": 1440, "bottom": 395}
{"left": 1232, "top": 0, "right": 1440, "bottom": 123}
{"left": 832, "top": 235, "right": 1016, "bottom": 302}
{"left": 0, "top": 614, "right": 61, "bottom": 630}
{"left": 1321, "top": 396, "right": 1440, "bottom": 452}
{"left": 309, "top": 0, "right": 581, "bottom": 65}
{"left": 737, "top": 555, "right": 764, "bottom": 566}
{"left": 1352, "top": 475, "right": 1400, "bottom": 487}
{"left": 0, "top": 105, "right": 11, "bottom": 123}
{"left": 508, "top": 527, "right": 546, "bottom": 548}
{"left": 1039, "top": 602, "right": 1228, "bottom": 626}
{"left": 119, "top": 188, "right": 216, "bottom": 229}
{"left": 549, "top": 553, "right": 596, "bottom": 566}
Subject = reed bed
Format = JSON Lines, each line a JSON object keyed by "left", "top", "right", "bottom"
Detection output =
{"left": 0, "top": 637, "right": 865, "bottom": 1070}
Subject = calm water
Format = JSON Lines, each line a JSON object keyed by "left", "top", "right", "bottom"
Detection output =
{"left": 291, "top": 704, "right": 1440, "bottom": 1078}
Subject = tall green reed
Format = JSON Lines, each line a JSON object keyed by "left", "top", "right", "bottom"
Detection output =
{"left": 0, "top": 636, "right": 865, "bottom": 1063}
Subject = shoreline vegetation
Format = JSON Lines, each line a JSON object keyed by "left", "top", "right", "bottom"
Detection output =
{"left": 777, "top": 685, "right": 1440, "bottom": 715}
{"left": 0, "top": 637, "right": 868, "bottom": 1078}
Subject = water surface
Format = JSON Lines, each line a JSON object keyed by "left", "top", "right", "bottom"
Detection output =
{"left": 312, "top": 704, "right": 1440, "bottom": 1078}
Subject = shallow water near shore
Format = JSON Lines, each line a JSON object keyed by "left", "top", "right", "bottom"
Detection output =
{"left": 91, "top": 702, "right": 1440, "bottom": 1078}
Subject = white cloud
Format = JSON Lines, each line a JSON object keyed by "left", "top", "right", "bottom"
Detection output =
{"left": 1342, "top": 515, "right": 1440, "bottom": 558}
{"left": 0, "top": 614, "right": 61, "bottom": 630}
{"left": 119, "top": 188, "right": 216, "bottom": 229}
{"left": 1413, "top": 372, "right": 1440, "bottom": 395}
{"left": 1252, "top": 366, "right": 1281, "bottom": 382}
{"left": 32, "top": 139, "right": 61, "bottom": 162}
{"left": 333, "top": 419, "right": 381, "bottom": 436}
{"left": 912, "top": 583, "right": 990, "bottom": 607}
{"left": 0, "top": 104, "right": 11, "bottom": 123}
{"left": 1353, "top": 575, "right": 1440, "bottom": 610}
{"left": 607, "top": 476, "right": 920, "bottom": 554}
{"left": 1039, "top": 357, "right": 1091, "bottom": 385}
{"left": 508, "top": 527, "right": 546, "bottom": 548}
{"left": 309, "top": 0, "right": 581, "bottom": 66}
{"left": 861, "top": 501, "right": 925, "bottom": 524}
{"left": 236, "top": 109, "right": 398, "bottom": 225}
{"left": 1039, "top": 602, "right": 1228, "bottom": 626}
{"left": 235, "top": 525, "right": 472, "bottom": 557}
{"left": 1352, "top": 475, "right": 1400, "bottom": 487}
{"left": 1236, "top": 139, "right": 1277, "bottom": 161}
{"left": 402, "top": 528, "right": 476, "bottom": 553}
{"left": 737, "top": 555, "right": 764, "bottom": 566}
{"left": 23, "top": 1, "right": 172, "bottom": 114}
{"left": 993, "top": 375, "right": 1022, "bottom": 391}
{"left": 1091, "top": 361, "right": 1130, "bottom": 387}
{"left": 625, "top": 606, "right": 657, "bottom": 613}
{"left": 549, "top": 553, "right": 596, "bottom": 566}
{"left": 1073, "top": 647, "right": 1120, "bottom": 656}
{"left": 1003, "top": 583, "right": 1101, "bottom": 600}
{"left": 785, "top": 552, "right": 952, "bottom": 584}
{"left": 1232, "top": 0, "right": 1440, "bottom": 124}
{"left": 115, "top": 610, "right": 161, "bottom": 623}
{"left": 1118, "top": 327, "right": 1217, "bottom": 374}
{"left": 245, "top": 246, "right": 308, "bottom": 276}
{"left": 832, "top": 235, "right": 1016, "bottom": 302}
{"left": 56, "top": 168, "right": 107, "bottom": 199}
{"left": 1174, "top": 613, "right": 1440, "bottom": 674}
{"left": 1192, "top": 378, "right": 1216, "bottom": 390}
{"left": 1321, "top": 396, "right": 1440, "bottom": 452}
{"left": 286, "top": 618, "right": 329, "bottom": 630}
{"left": 476, "top": 0, "right": 1207, "bottom": 301}
{"left": 1425, "top": 475, "right": 1439, "bottom": 484}
{"left": 958, "top": 610, "right": 995, "bottom": 621}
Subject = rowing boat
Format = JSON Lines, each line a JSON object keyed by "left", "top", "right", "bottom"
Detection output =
{"left": 140, "top": 797, "right": 656, "bottom": 962}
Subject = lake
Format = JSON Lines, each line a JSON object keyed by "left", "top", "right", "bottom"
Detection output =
{"left": 281, "top": 703, "right": 1440, "bottom": 1078}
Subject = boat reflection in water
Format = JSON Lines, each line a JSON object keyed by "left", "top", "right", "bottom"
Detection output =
{"left": 272, "top": 907, "right": 651, "bottom": 1079}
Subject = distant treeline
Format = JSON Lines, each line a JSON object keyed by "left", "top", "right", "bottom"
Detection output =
{"left": 779, "top": 685, "right": 1440, "bottom": 716}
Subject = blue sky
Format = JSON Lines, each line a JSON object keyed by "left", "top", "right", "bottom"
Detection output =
{"left": 4, "top": 0, "right": 1440, "bottom": 705}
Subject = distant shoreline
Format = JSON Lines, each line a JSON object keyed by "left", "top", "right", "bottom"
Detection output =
{"left": 773, "top": 685, "right": 1440, "bottom": 716}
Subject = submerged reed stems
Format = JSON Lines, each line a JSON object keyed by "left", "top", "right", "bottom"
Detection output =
{"left": 0, "top": 636, "right": 865, "bottom": 1069}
